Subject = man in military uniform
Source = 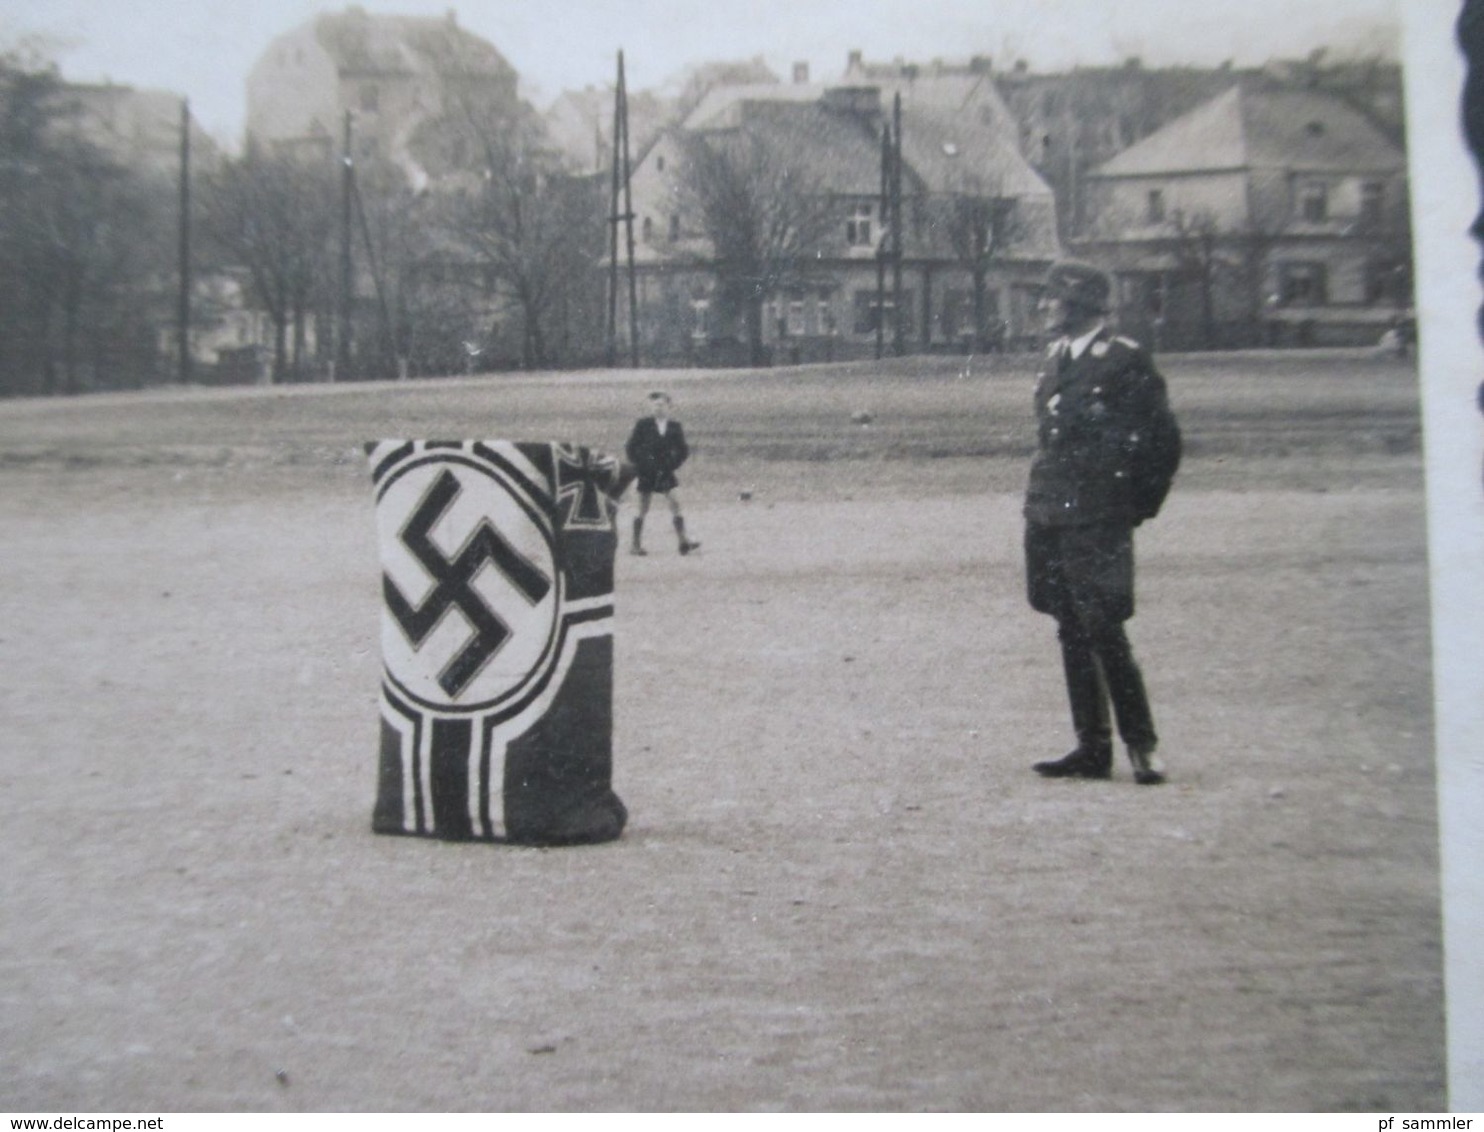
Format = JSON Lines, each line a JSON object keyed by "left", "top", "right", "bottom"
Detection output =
{"left": 1023, "top": 261, "right": 1182, "bottom": 785}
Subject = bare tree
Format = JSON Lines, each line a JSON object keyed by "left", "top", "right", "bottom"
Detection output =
{"left": 0, "top": 50, "right": 170, "bottom": 395}
{"left": 932, "top": 186, "right": 1023, "bottom": 351}
{"left": 200, "top": 146, "right": 337, "bottom": 381}
{"left": 675, "top": 127, "right": 841, "bottom": 366}
{"left": 1168, "top": 209, "right": 1222, "bottom": 349}
{"left": 1169, "top": 208, "right": 1301, "bottom": 349}
{"left": 428, "top": 95, "right": 605, "bottom": 369}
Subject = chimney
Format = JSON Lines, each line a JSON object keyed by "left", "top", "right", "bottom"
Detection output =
{"left": 793, "top": 61, "right": 809, "bottom": 84}
{"left": 847, "top": 49, "right": 863, "bottom": 73}
{"left": 445, "top": 8, "right": 458, "bottom": 26}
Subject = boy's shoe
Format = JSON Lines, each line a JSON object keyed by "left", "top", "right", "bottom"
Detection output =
{"left": 1129, "top": 748, "right": 1166, "bottom": 785}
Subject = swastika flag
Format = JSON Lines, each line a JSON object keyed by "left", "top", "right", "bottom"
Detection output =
{"left": 366, "top": 440, "right": 634, "bottom": 846}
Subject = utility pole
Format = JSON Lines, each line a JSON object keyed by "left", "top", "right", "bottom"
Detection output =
{"left": 875, "top": 122, "right": 890, "bottom": 361}
{"left": 606, "top": 51, "right": 638, "bottom": 368}
{"left": 891, "top": 92, "right": 904, "bottom": 357}
{"left": 619, "top": 52, "right": 639, "bottom": 367}
{"left": 351, "top": 175, "right": 401, "bottom": 379}
{"left": 606, "top": 61, "right": 622, "bottom": 367}
{"left": 337, "top": 110, "right": 354, "bottom": 382}
{"left": 177, "top": 98, "right": 192, "bottom": 385}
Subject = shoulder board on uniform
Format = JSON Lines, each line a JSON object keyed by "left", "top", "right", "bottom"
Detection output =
{"left": 1046, "top": 337, "right": 1068, "bottom": 358}
{"left": 1112, "top": 335, "right": 1142, "bottom": 350}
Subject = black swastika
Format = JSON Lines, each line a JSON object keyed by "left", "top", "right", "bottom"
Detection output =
{"left": 384, "top": 468, "right": 552, "bottom": 697}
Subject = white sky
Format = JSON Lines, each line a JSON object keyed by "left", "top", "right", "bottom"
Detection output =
{"left": 0, "top": 0, "right": 1400, "bottom": 147}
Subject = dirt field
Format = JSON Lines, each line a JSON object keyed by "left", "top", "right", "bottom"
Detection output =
{"left": 0, "top": 352, "right": 1442, "bottom": 1111}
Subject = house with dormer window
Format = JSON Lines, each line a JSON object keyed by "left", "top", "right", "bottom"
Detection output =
{"left": 1075, "top": 84, "right": 1410, "bottom": 349}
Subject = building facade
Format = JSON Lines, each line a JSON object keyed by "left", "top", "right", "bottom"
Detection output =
{"left": 1076, "top": 84, "right": 1410, "bottom": 349}
{"left": 621, "top": 61, "right": 1061, "bottom": 366}
{"left": 245, "top": 5, "right": 519, "bottom": 186}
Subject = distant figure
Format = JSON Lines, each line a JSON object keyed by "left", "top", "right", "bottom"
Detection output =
{"left": 1395, "top": 311, "right": 1417, "bottom": 358}
{"left": 1022, "top": 261, "right": 1182, "bottom": 786}
{"left": 626, "top": 391, "right": 700, "bottom": 557}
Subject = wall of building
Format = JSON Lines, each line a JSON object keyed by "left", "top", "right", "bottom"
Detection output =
{"left": 629, "top": 254, "right": 1054, "bottom": 366}
{"left": 246, "top": 28, "right": 342, "bottom": 144}
{"left": 1083, "top": 170, "right": 1250, "bottom": 237}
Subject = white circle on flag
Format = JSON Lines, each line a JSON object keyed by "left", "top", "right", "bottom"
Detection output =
{"left": 377, "top": 456, "right": 560, "bottom": 714}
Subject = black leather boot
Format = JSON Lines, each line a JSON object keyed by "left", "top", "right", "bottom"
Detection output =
{"left": 1033, "top": 744, "right": 1113, "bottom": 779}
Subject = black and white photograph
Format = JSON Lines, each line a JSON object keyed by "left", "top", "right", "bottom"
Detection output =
{"left": 0, "top": 0, "right": 1476, "bottom": 1114}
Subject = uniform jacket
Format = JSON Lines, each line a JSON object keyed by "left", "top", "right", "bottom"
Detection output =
{"left": 625, "top": 415, "right": 690, "bottom": 492}
{"left": 1023, "top": 327, "right": 1181, "bottom": 528}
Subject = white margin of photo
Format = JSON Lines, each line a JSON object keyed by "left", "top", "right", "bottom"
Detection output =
{"left": 1404, "top": 0, "right": 1484, "bottom": 1112}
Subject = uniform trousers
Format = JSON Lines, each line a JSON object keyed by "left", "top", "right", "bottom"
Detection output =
{"left": 1026, "top": 520, "right": 1158, "bottom": 755}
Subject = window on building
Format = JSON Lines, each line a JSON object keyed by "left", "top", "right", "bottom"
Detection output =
{"left": 690, "top": 297, "right": 710, "bottom": 339}
{"left": 669, "top": 214, "right": 681, "bottom": 241}
{"left": 941, "top": 288, "right": 1000, "bottom": 340}
{"left": 1365, "top": 257, "right": 1409, "bottom": 305}
{"left": 942, "top": 289, "right": 971, "bottom": 340}
{"left": 1359, "top": 181, "right": 1385, "bottom": 228}
{"left": 1147, "top": 188, "right": 1166, "bottom": 224}
{"left": 1123, "top": 273, "right": 1165, "bottom": 318}
{"left": 817, "top": 292, "right": 836, "bottom": 334}
{"left": 1277, "top": 262, "right": 1329, "bottom": 307}
{"left": 788, "top": 299, "right": 806, "bottom": 337}
{"left": 656, "top": 155, "right": 665, "bottom": 172}
{"left": 360, "top": 84, "right": 380, "bottom": 113}
{"left": 853, "top": 290, "right": 915, "bottom": 335}
{"left": 1299, "top": 181, "right": 1329, "bottom": 223}
{"left": 642, "top": 216, "right": 653, "bottom": 243}
{"left": 846, "top": 202, "right": 873, "bottom": 247}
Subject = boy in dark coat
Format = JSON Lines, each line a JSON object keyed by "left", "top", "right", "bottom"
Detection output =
{"left": 1023, "top": 261, "right": 1182, "bottom": 785}
{"left": 625, "top": 391, "right": 700, "bottom": 556}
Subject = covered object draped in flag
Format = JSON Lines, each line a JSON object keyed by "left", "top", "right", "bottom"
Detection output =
{"left": 366, "top": 439, "right": 633, "bottom": 846}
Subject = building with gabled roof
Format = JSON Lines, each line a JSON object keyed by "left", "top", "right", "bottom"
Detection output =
{"left": 681, "top": 80, "right": 824, "bottom": 130}
{"left": 1076, "top": 83, "right": 1410, "bottom": 349}
{"left": 842, "top": 50, "right": 1021, "bottom": 146}
{"left": 624, "top": 70, "right": 1060, "bottom": 365}
{"left": 64, "top": 82, "right": 221, "bottom": 179}
{"left": 245, "top": 6, "right": 519, "bottom": 187}
{"left": 544, "top": 83, "right": 670, "bottom": 175}
{"left": 1092, "top": 86, "right": 1404, "bottom": 180}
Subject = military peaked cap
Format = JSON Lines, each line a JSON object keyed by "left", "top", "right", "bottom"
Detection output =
{"left": 1043, "top": 260, "right": 1113, "bottom": 314}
